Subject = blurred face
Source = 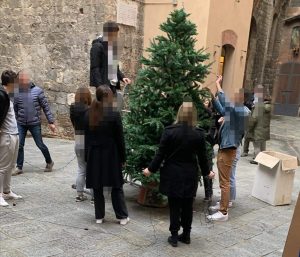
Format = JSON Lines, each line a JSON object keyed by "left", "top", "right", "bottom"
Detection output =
{"left": 18, "top": 71, "right": 30, "bottom": 88}
{"left": 182, "top": 101, "right": 193, "bottom": 110}
{"left": 254, "top": 86, "right": 264, "bottom": 100}
{"left": 104, "top": 31, "right": 118, "bottom": 42}
{"left": 233, "top": 91, "right": 244, "bottom": 104}
{"left": 182, "top": 102, "right": 193, "bottom": 119}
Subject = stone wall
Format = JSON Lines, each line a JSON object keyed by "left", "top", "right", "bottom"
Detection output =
{"left": 0, "top": 0, "right": 144, "bottom": 138}
{"left": 244, "top": 0, "right": 289, "bottom": 94}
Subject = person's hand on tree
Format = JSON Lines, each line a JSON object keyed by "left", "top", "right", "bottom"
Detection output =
{"left": 123, "top": 78, "right": 131, "bottom": 85}
{"left": 143, "top": 168, "right": 151, "bottom": 177}
{"left": 48, "top": 124, "right": 56, "bottom": 133}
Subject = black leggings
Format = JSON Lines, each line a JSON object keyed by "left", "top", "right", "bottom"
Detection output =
{"left": 168, "top": 197, "right": 194, "bottom": 234}
{"left": 93, "top": 187, "right": 128, "bottom": 220}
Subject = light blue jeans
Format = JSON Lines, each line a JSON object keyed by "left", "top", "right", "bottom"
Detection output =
{"left": 230, "top": 147, "right": 241, "bottom": 201}
{"left": 75, "top": 146, "right": 86, "bottom": 193}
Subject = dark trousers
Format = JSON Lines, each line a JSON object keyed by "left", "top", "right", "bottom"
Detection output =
{"left": 17, "top": 124, "right": 52, "bottom": 169}
{"left": 203, "top": 177, "right": 213, "bottom": 198}
{"left": 93, "top": 187, "right": 128, "bottom": 220}
{"left": 243, "top": 137, "right": 252, "bottom": 154}
{"left": 168, "top": 197, "right": 194, "bottom": 234}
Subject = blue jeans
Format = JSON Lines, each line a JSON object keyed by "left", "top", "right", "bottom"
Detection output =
{"left": 17, "top": 124, "right": 52, "bottom": 170}
{"left": 230, "top": 147, "right": 241, "bottom": 201}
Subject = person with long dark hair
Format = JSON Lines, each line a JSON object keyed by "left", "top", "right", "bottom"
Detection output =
{"left": 143, "top": 101, "right": 214, "bottom": 247}
{"left": 70, "top": 87, "right": 92, "bottom": 202}
{"left": 84, "top": 85, "right": 129, "bottom": 225}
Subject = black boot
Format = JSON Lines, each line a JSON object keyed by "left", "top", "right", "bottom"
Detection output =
{"left": 178, "top": 231, "right": 191, "bottom": 244}
{"left": 168, "top": 232, "right": 178, "bottom": 247}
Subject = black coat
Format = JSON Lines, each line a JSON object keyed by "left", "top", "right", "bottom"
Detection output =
{"left": 90, "top": 38, "right": 125, "bottom": 91}
{"left": 0, "top": 85, "right": 10, "bottom": 129}
{"left": 148, "top": 124, "right": 210, "bottom": 198}
{"left": 84, "top": 110, "right": 126, "bottom": 189}
{"left": 70, "top": 103, "right": 89, "bottom": 134}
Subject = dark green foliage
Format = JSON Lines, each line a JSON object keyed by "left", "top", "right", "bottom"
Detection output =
{"left": 124, "top": 9, "right": 212, "bottom": 184}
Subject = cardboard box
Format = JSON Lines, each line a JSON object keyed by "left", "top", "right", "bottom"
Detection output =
{"left": 251, "top": 151, "right": 299, "bottom": 206}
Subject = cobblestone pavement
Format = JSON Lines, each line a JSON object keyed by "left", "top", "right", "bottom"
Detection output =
{"left": 1, "top": 116, "right": 299, "bottom": 257}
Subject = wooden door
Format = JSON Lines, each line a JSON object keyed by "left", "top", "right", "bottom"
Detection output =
{"left": 273, "top": 62, "right": 300, "bottom": 116}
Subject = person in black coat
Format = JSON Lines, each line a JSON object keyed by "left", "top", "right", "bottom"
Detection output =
{"left": 89, "top": 21, "right": 131, "bottom": 93}
{"left": 84, "top": 85, "right": 129, "bottom": 225}
{"left": 143, "top": 102, "right": 215, "bottom": 247}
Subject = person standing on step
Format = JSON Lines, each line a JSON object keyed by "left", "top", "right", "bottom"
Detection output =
{"left": 0, "top": 70, "right": 22, "bottom": 207}
{"left": 90, "top": 21, "right": 131, "bottom": 111}
{"left": 13, "top": 70, "right": 55, "bottom": 175}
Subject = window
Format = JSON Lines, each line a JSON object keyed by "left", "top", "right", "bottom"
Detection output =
{"left": 291, "top": 26, "right": 300, "bottom": 49}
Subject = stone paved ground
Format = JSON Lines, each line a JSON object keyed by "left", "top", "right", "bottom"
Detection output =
{"left": 1, "top": 116, "right": 300, "bottom": 257}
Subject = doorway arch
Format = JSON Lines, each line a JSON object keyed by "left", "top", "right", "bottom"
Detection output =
{"left": 219, "top": 44, "right": 235, "bottom": 93}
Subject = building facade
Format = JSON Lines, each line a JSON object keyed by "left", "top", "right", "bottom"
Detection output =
{"left": 272, "top": 0, "right": 300, "bottom": 116}
{"left": 244, "top": 0, "right": 290, "bottom": 110}
{"left": 143, "top": 0, "right": 254, "bottom": 98}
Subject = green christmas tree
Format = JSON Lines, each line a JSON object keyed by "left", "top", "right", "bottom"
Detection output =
{"left": 124, "top": 9, "right": 211, "bottom": 186}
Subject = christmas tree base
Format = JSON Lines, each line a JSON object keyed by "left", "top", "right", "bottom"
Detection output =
{"left": 137, "top": 184, "right": 168, "bottom": 208}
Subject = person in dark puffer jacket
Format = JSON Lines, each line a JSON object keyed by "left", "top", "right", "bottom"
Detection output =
{"left": 13, "top": 71, "right": 56, "bottom": 175}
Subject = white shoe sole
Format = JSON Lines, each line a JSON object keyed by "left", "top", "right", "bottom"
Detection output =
{"left": 96, "top": 219, "right": 103, "bottom": 224}
{"left": 207, "top": 215, "right": 228, "bottom": 222}
{"left": 120, "top": 217, "right": 130, "bottom": 225}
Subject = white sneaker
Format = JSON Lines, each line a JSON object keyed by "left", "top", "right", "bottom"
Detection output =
{"left": 209, "top": 201, "right": 233, "bottom": 212}
{"left": 0, "top": 196, "right": 9, "bottom": 207}
{"left": 96, "top": 219, "right": 103, "bottom": 224}
{"left": 3, "top": 191, "right": 23, "bottom": 200}
{"left": 120, "top": 217, "right": 130, "bottom": 225}
{"left": 207, "top": 211, "right": 228, "bottom": 221}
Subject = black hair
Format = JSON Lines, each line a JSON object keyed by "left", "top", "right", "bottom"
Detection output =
{"left": 1, "top": 70, "right": 17, "bottom": 86}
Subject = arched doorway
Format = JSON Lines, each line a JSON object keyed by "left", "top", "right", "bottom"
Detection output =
{"left": 220, "top": 30, "right": 237, "bottom": 93}
{"left": 219, "top": 44, "right": 235, "bottom": 92}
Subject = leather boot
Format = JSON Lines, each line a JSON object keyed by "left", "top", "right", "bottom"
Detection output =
{"left": 178, "top": 230, "right": 191, "bottom": 244}
{"left": 168, "top": 232, "right": 178, "bottom": 247}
